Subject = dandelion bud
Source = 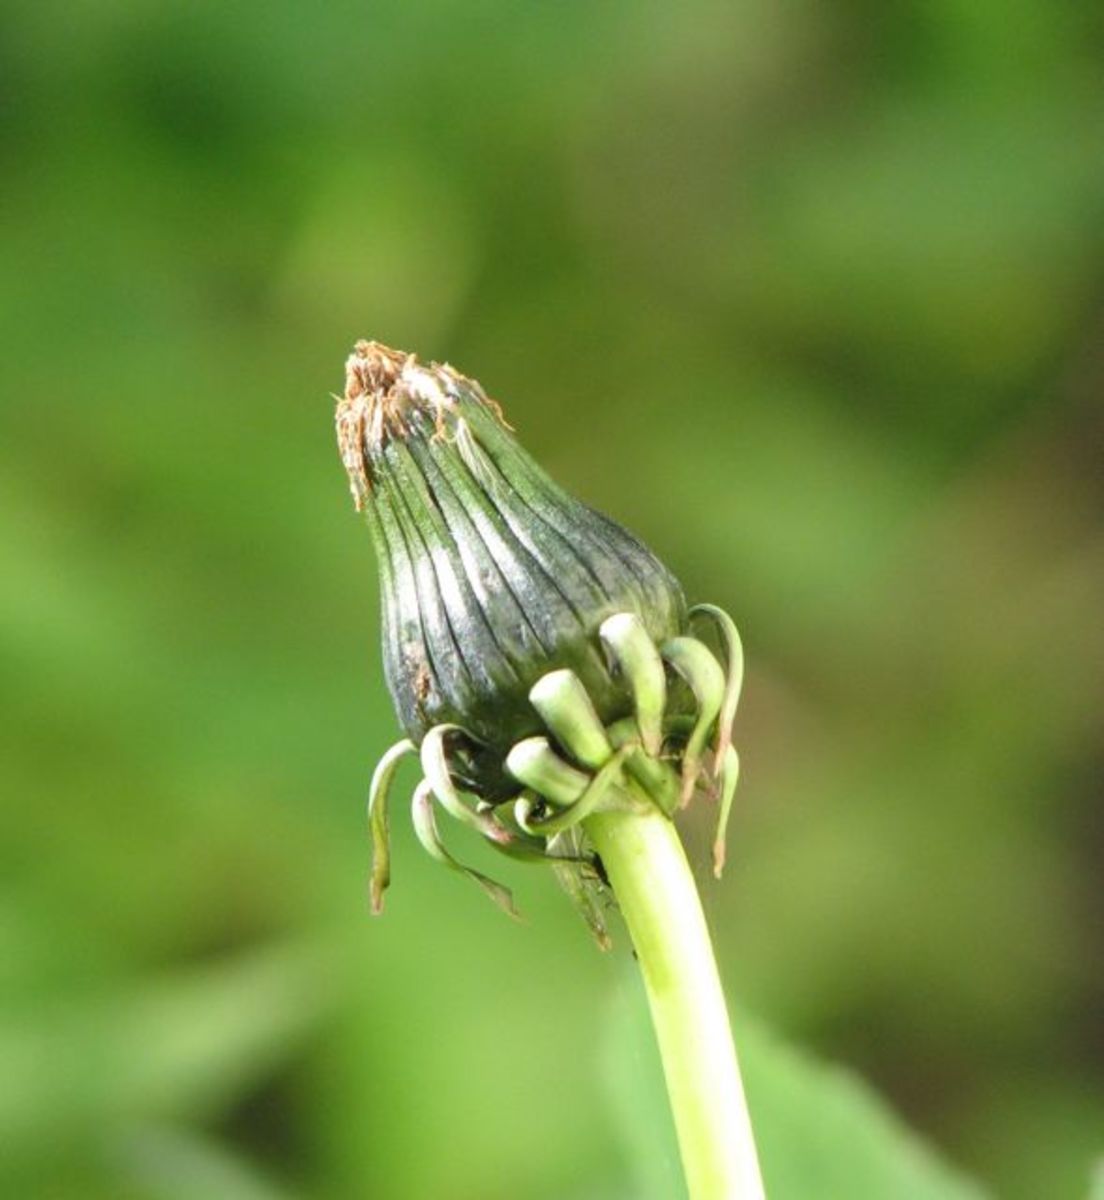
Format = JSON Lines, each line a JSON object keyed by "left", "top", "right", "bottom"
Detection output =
{"left": 338, "top": 341, "right": 744, "bottom": 928}
{"left": 336, "top": 340, "right": 686, "bottom": 798}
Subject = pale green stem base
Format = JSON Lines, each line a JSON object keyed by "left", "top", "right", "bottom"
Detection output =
{"left": 585, "top": 809, "right": 765, "bottom": 1200}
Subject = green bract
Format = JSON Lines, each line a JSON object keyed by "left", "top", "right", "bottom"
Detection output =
{"left": 336, "top": 342, "right": 744, "bottom": 938}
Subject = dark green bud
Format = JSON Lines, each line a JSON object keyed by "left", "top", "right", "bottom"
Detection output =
{"left": 336, "top": 341, "right": 686, "bottom": 798}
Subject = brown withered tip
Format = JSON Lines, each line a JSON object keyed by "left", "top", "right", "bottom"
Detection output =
{"left": 335, "top": 340, "right": 427, "bottom": 511}
{"left": 334, "top": 339, "right": 508, "bottom": 511}
{"left": 345, "top": 339, "right": 408, "bottom": 402}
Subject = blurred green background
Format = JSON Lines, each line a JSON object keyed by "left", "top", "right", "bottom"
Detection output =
{"left": 3, "top": 2, "right": 1103, "bottom": 1197}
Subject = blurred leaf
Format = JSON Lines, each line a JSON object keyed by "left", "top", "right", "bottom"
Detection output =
{"left": 1089, "top": 1161, "right": 1104, "bottom": 1200}
{"left": 600, "top": 973, "right": 685, "bottom": 1200}
{"left": 604, "top": 967, "right": 989, "bottom": 1200}
{"left": 0, "top": 940, "right": 340, "bottom": 1157}
{"left": 738, "top": 1016, "right": 990, "bottom": 1200}
{"left": 116, "top": 1125, "right": 293, "bottom": 1200}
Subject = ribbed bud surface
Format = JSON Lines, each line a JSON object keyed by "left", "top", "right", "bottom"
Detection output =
{"left": 336, "top": 341, "right": 686, "bottom": 797}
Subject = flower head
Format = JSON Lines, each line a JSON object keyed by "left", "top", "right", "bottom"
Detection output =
{"left": 335, "top": 341, "right": 743, "bottom": 931}
{"left": 337, "top": 340, "right": 686, "bottom": 798}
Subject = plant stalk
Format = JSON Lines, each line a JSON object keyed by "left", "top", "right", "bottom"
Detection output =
{"left": 585, "top": 808, "right": 765, "bottom": 1200}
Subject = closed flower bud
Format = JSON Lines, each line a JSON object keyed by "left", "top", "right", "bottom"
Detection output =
{"left": 336, "top": 341, "right": 744, "bottom": 923}
{"left": 337, "top": 340, "right": 686, "bottom": 798}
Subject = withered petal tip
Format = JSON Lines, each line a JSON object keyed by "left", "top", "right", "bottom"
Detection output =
{"left": 334, "top": 339, "right": 508, "bottom": 508}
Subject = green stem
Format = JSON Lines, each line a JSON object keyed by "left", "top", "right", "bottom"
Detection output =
{"left": 585, "top": 808, "right": 765, "bottom": 1200}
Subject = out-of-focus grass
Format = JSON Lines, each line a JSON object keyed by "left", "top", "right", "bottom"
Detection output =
{"left": 2, "top": 2, "right": 1102, "bottom": 1197}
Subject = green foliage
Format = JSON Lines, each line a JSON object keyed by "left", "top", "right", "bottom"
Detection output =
{"left": 740, "top": 1020, "right": 989, "bottom": 1200}
{"left": 604, "top": 974, "right": 992, "bottom": 1200}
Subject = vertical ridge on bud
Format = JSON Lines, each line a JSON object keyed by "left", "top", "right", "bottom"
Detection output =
{"left": 369, "top": 466, "right": 465, "bottom": 734}
{"left": 462, "top": 401, "right": 684, "bottom": 642}
{"left": 408, "top": 434, "right": 565, "bottom": 662}
{"left": 386, "top": 437, "right": 521, "bottom": 699}
{"left": 434, "top": 426, "right": 614, "bottom": 630}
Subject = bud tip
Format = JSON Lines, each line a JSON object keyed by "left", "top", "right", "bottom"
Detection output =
{"left": 334, "top": 339, "right": 508, "bottom": 512}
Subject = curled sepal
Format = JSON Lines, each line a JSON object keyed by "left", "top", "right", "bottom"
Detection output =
{"left": 420, "top": 725, "right": 513, "bottom": 845}
{"left": 505, "top": 736, "right": 590, "bottom": 807}
{"left": 528, "top": 669, "right": 612, "bottom": 770}
{"left": 411, "top": 780, "right": 520, "bottom": 918}
{"left": 607, "top": 716, "right": 681, "bottom": 815}
{"left": 690, "top": 603, "right": 744, "bottom": 766}
{"left": 366, "top": 738, "right": 416, "bottom": 914}
{"left": 713, "top": 745, "right": 740, "bottom": 880}
{"left": 600, "top": 613, "right": 667, "bottom": 755}
{"left": 514, "top": 744, "right": 634, "bottom": 837}
{"left": 478, "top": 799, "right": 567, "bottom": 864}
{"left": 661, "top": 636, "right": 726, "bottom": 806}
